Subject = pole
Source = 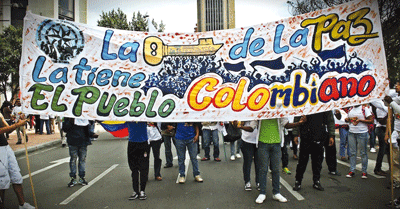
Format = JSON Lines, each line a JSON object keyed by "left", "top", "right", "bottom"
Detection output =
{"left": 21, "top": 125, "right": 38, "bottom": 209}
{"left": 387, "top": 107, "right": 394, "bottom": 208}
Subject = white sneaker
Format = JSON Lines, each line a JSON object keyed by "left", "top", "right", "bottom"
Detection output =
{"left": 178, "top": 176, "right": 186, "bottom": 184}
{"left": 255, "top": 194, "right": 266, "bottom": 204}
{"left": 245, "top": 182, "right": 252, "bottom": 191}
{"left": 370, "top": 148, "right": 377, "bottom": 153}
{"left": 196, "top": 155, "right": 201, "bottom": 160}
{"left": 19, "top": 202, "right": 35, "bottom": 209}
{"left": 230, "top": 155, "right": 235, "bottom": 161}
{"left": 272, "top": 193, "right": 288, "bottom": 203}
{"left": 236, "top": 153, "right": 242, "bottom": 159}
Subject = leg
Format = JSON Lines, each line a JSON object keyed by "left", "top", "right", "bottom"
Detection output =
{"left": 270, "top": 143, "right": 282, "bottom": 195}
{"left": 230, "top": 141, "right": 235, "bottom": 156}
{"left": 127, "top": 142, "right": 139, "bottom": 193}
{"left": 68, "top": 145, "right": 78, "bottom": 178}
{"left": 77, "top": 146, "right": 88, "bottom": 178}
{"left": 339, "top": 127, "right": 348, "bottom": 158}
{"left": 348, "top": 132, "right": 357, "bottom": 172}
{"left": 202, "top": 129, "right": 211, "bottom": 159}
{"left": 12, "top": 184, "right": 26, "bottom": 206}
{"left": 175, "top": 139, "right": 187, "bottom": 177}
{"left": 281, "top": 135, "right": 289, "bottom": 168}
{"left": 4, "top": 145, "right": 25, "bottom": 206}
{"left": 257, "top": 142, "right": 269, "bottom": 194}
{"left": 241, "top": 141, "right": 254, "bottom": 183}
{"left": 151, "top": 140, "right": 163, "bottom": 177}
{"left": 324, "top": 135, "right": 337, "bottom": 172}
{"left": 295, "top": 143, "right": 310, "bottom": 183}
{"left": 163, "top": 135, "right": 173, "bottom": 166}
{"left": 211, "top": 129, "right": 220, "bottom": 159}
{"left": 374, "top": 127, "right": 386, "bottom": 172}
{"left": 369, "top": 125, "right": 376, "bottom": 149}
{"left": 310, "top": 143, "right": 324, "bottom": 183}
{"left": 45, "top": 120, "right": 51, "bottom": 134}
{"left": 236, "top": 139, "right": 242, "bottom": 154}
{"left": 0, "top": 189, "right": 4, "bottom": 208}
{"left": 187, "top": 139, "right": 200, "bottom": 177}
{"left": 16, "top": 127, "right": 22, "bottom": 143}
{"left": 358, "top": 132, "right": 369, "bottom": 173}
{"left": 139, "top": 143, "right": 150, "bottom": 192}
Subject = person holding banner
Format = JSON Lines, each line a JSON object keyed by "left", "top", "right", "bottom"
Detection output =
{"left": 370, "top": 100, "right": 389, "bottom": 177}
{"left": 161, "top": 123, "right": 176, "bottom": 168}
{"left": 201, "top": 122, "right": 221, "bottom": 162}
{"left": 293, "top": 111, "right": 335, "bottom": 191}
{"left": 0, "top": 113, "right": 35, "bottom": 209}
{"left": 175, "top": 122, "right": 203, "bottom": 183}
{"left": 147, "top": 122, "right": 163, "bottom": 181}
{"left": 126, "top": 122, "right": 150, "bottom": 200}
{"left": 334, "top": 108, "right": 350, "bottom": 162}
{"left": 345, "top": 105, "right": 374, "bottom": 179}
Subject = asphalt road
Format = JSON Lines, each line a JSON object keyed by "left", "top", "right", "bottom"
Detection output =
{"left": 4, "top": 132, "right": 396, "bottom": 209}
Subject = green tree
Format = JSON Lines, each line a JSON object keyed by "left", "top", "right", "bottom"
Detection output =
{"left": 0, "top": 25, "right": 23, "bottom": 102}
{"left": 97, "top": 9, "right": 165, "bottom": 32}
{"left": 287, "top": 0, "right": 400, "bottom": 82}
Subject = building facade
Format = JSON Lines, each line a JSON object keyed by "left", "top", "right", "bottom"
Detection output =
{"left": 197, "top": 0, "right": 235, "bottom": 32}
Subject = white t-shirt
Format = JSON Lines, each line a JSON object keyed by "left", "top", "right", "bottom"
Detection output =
{"left": 40, "top": 114, "right": 49, "bottom": 120}
{"left": 241, "top": 121, "right": 258, "bottom": 144}
{"left": 347, "top": 105, "right": 372, "bottom": 133}
{"left": 11, "top": 106, "right": 23, "bottom": 121}
{"left": 147, "top": 125, "right": 162, "bottom": 141}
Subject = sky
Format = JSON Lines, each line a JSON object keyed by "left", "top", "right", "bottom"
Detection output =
{"left": 87, "top": 0, "right": 292, "bottom": 33}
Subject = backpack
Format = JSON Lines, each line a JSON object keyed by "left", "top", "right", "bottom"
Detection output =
{"left": 223, "top": 122, "right": 241, "bottom": 142}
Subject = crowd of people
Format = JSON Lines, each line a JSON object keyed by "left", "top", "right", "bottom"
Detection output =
{"left": 1, "top": 81, "right": 400, "bottom": 207}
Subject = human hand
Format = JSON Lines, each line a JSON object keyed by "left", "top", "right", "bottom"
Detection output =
{"left": 299, "top": 115, "right": 307, "bottom": 124}
{"left": 294, "top": 136, "right": 299, "bottom": 145}
{"left": 384, "top": 96, "right": 393, "bottom": 104}
{"left": 329, "top": 137, "right": 334, "bottom": 146}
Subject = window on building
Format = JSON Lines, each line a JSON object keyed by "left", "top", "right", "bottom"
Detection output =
{"left": 59, "top": 0, "right": 74, "bottom": 21}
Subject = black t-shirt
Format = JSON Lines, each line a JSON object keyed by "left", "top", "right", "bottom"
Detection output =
{"left": 0, "top": 133, "right": 8, "bottom": 146}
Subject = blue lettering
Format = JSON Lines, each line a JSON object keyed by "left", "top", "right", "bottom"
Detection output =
{"left": 73, "top": 58, "right": 91, "bottom": 85}
{"left": 32, "top": 56, "right": 47, "bottom": 82}
{"left": 229, "top": 28, "right": 254, "bottom": 60}
{"left": 49, "top": 67, "right": 68, "bottom": 84}
{"left": 273, "top": 24, "right": 289, "bottom": 54}
{"left": 118, "top": 42, "right": 139, "bottom": 62}
{"left": 249, "top": 38, "right": 264, "bottom": 57}
{"left": 290, "top": 28, "right": 309, "bottom": 48}
{"left": 128, "top": 73, "right": 146, "bottom": 88}
{"left": 101, "top": 30, "right": 117, "bottom": 60}
{"left": 96, "top": 69, "right": 113, "bottom": 86}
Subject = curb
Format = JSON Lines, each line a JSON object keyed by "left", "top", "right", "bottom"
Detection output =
{"left": 14, "top": 139, "right": 62, "bottom": 158}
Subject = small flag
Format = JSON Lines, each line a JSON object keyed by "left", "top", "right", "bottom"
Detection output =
{"left": 317, "top": 44, "right": 346, "bottom": 61}
{"left": 100, "top": 121, "right": 128, "bottom": 138}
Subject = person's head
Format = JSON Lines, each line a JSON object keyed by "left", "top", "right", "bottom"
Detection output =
{"left": 14, "top": 99, "right": 21, "bottom": 106}
{"left": 395, "top": 81, "right": 400, "bottom": 93}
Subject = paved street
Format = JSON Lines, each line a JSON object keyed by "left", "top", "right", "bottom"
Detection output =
{"left": 4, "top": 129, "right": 396, "bottom": 209}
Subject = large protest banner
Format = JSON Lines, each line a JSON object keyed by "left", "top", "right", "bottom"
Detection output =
{"left": 20, "top": 0, "right": 388, "bottom": 122}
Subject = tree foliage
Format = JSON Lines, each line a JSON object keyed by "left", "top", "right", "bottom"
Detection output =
{"left": 97, "top": 9, "right": 165, "bottom": 32}
{"left": 0, "top": 25, "right": 23, "bottom": 102}
{"left": 287, "top": 0, "right": 400, "bottom": 82}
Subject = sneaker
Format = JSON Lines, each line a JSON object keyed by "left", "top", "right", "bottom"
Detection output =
{"left": 387, "top": 181, "right": 400, "bottom": 189}
{"left": 272, "top": 193, "right": 288, "bottom": 203}
{"left": 230, "top": 155, "right": 235, "bottom": 161}
{"left": 236, "top": 153, "right": 242, "bottom": 159}
{"left": 293, "top": 181, "right": 301, "bottom": 191}
{"left": 361, "top": 173, "right": 368, "bottom": 179}
{"left": 179, "top": 176, "right": 186, "bottom": 184}
{"left": 164, "top": 164, "right": 173, "bottom": 168}
{"left": 245, "top": 182, "right": 252, "bottom": 191}
{"left": 19, "top": 202, "right": 35, "bottom": 209}
{"left": 139, "top": 191, "right": 147, "bottom": 200}
{"left": 196, "top": 155, "right": 201, "bottom": 160}
{"left": 386, "top": 198, "right": 400, "bottom": 208}
{"left": 328, "top": 171, "right": 341, "bottom": 176}
{"left": 340, "top": 156, "right": 347, "bottom": 161}
{"left": 370, "top": 148, "right": 377, "bottom": 153}
{"left": 78, "top": 177, "right": 88, "bottom": 185}
{"left": 283, "top": 167, "right": 291, "bottom": 175}
{"left": 255, "top": 194, "right": 266, "bottom": 204}
{"left": 68, "top": 177, "right": 77, "bottom": 187}
{"left": 201, "top": 157, "right": 210, "bottom": 161}
{"left": 374, "top": 170, "right": 387, "bottom": 176}
{"left": 155, "top": 176, "right": 162, "bottom": 181}
{"left": 293, "top": 154, "right": 298, "bottom": 160}
{"left": 214, "top": 158, "right": 221, "bottom": 162}
{"left": 313, "top": 181, "right": 324, "bottom": 191}
{"left": 129, "top": 192, "right": 138, "bottom": 200}
{"left": 195, "top": 175, "right": 203, "bottom": 182}
{"left": 256, "top": 183, "right": 260, "bottom": 191}
{"left": 346, "top": 171, "right": 355, "bottom": 178}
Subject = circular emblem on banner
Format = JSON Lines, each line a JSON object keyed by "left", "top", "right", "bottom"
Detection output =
{"left": 36, "top": 19, "right": 84, "bottom": 63}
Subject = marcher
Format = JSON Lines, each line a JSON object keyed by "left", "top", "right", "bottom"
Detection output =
{"left": 255, "top": 117, "right": 305, "bottom": 204}
{"left": 175, "top": 122, "right": 203, "bottom": 183}
{"left": 237, "top": 120, "right": 259, "bottom": 191}
{"left": 147, "top": 122, "right": 163, "bottom": 181}
{"left": 370, "top": 100, "right": 389, "bottom": 176}
{"left": 201, "top": 122, "right": 221, "bottom": 162}
{"left": 324, "top": 110, "right": 341, "bottom": 176}
{"left": 126, "top": 121, "right": 150, "bottom": 200}
{"left": 223, "top": 121, "right": 241, "bottom": 161}
{"left": 161, "top": 123, "right": 176, "bottom": 168}
{"left": 0, "top": 112, "right": 35, "bottom": 209}
{"left": 0, "top": 101, "right": 13, "bottom": 139}
{"left": 39, "top": 114, "right": 51, "bottom": 135}
{"left": 11, "top": 99, "right": 28, "bottom": 144}
{"left": 63, "top": 118, "right": 98, "bottom": 188}
{"left": 345, "top": 105, "right": 374, "bottom": 178}
{"left": 293, "top": 111, "right": 335, "bottom": 191}
{"left": 56, "top": 116, "right": 66, "bottom": 147}
{"left": 334, "top": 108, "right": 350, "bottom": 161}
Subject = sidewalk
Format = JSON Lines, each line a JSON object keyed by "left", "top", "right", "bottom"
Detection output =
{"left": 8, "top": 128, "right": 63, "bottom": 157}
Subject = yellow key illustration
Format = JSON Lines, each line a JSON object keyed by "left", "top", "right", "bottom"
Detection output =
{"left": 143, "top": 36, "right": 223, "bottom": 66}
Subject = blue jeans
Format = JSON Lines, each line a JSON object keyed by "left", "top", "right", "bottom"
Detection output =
{"left": 241, "top": 141, "right": 259, "bottom": 184}
{"left": 163, "top": 135, "right": 176, "bottom": 166}
{"left": 258, "top": 142, "right": 281, "bottom": 195}
{"left": 203, "top": 129, "right": 220, "bottom": 158}
{"left": 40, "top": 119, "right": 51, "bottom": 134}
{"left": 369, "top": 125, "right": 376, "bottom": 148}
{"left": 339, "top": 127, "right": 349, "bottom": 157}
{"left": 175, "top": 138, "right": 200, "bottom": 177}
{"left": 348, "top": 132, "right": 368, "bottom": 173}
{"left": 69, "top": 145, "right": 87, "bottom": 178}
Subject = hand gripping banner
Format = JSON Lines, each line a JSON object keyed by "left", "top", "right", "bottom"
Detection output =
{"left": 20, "top": 0, "right": 389, "bottom": 122}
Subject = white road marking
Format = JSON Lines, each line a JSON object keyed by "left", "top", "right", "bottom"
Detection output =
{"left": 59, "top": 164, "right": 119, "bottom": 205}
{"left": 22, "top": 157, "right": 70, "bottom": 179}
{"left": 280, "top": 177, "right": 305, "bottom": 201}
